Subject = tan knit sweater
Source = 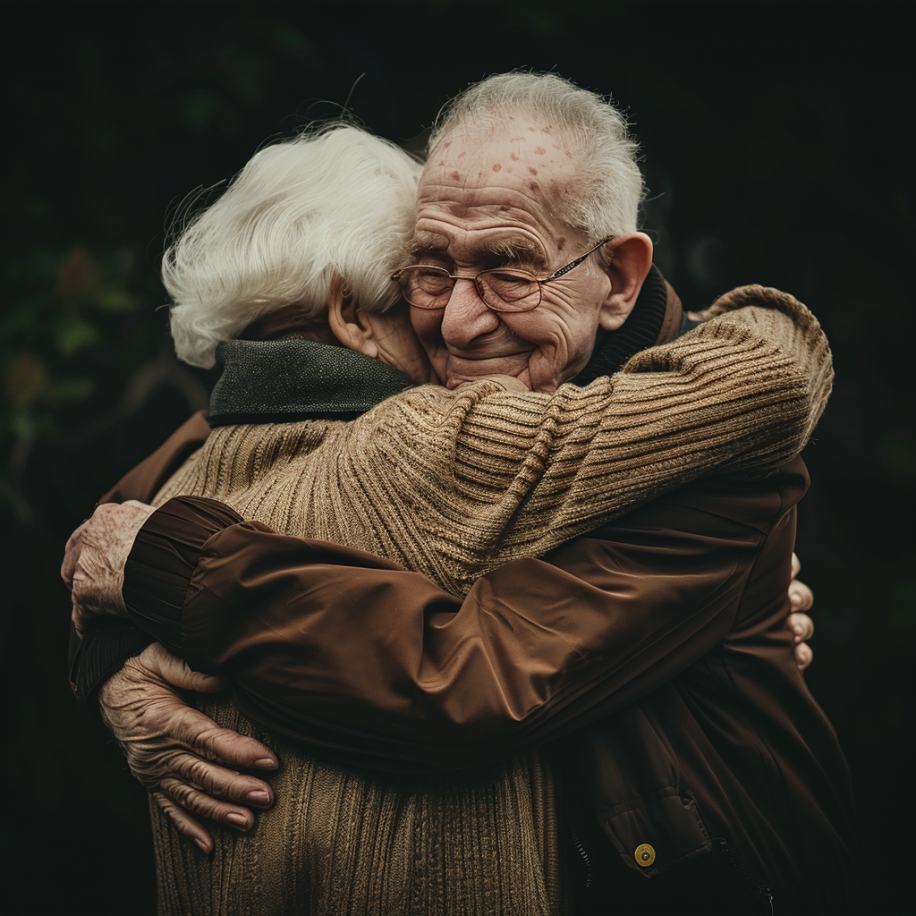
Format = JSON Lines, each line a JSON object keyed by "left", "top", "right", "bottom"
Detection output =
{"left": 150, "top": 286, "right": 831, "bottom": 916}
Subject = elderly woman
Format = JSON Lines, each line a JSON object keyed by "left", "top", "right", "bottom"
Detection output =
{"left": 69, "top": 121, "right": 832, "bottom": 915}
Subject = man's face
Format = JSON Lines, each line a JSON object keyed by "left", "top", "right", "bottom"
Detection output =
{"left": 410, "top": 120, "right": 614, "bottom": 393}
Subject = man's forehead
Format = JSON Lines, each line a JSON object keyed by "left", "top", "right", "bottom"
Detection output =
{"left": 432, "top": 117, "right": 574, "bottom": 163}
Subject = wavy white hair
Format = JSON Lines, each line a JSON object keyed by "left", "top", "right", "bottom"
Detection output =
{"left": 429, "top": 72, "right": 644, "bottom": 241}
{"left": 164, "top": 125, "right": 422, "bottom": 368}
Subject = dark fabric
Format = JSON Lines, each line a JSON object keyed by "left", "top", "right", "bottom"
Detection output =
{"left": 209, "top": 338, "right": 415, "bottom": 426}
{"left": 576, "top": 265, "right": 671, "bottom": 384}
{"left": 68, "top": 620, "right": 153, "bottom": 702}
{"left": 124, "top": 496, "right": 244, "bottom": 654}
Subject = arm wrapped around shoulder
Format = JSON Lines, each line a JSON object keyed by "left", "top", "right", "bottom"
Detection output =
{"left": 622, "top": 284, "right": 833, "bottom": 476}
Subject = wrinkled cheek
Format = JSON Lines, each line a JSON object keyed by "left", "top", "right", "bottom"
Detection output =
{"left": 527, "top": 339, "right": 568, "bottom": 393}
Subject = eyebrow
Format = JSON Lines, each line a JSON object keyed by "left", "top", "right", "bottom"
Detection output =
{"left": 408, "top": 234, "right": 548, "bottom": 269}
{"left": 485, "top": 237, "right": 541, "bottom": 265}
{"left": 406, "top": 235, "right": 446, "bottom": 257}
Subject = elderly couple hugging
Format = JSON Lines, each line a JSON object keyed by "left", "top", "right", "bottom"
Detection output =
{"left": 66, "top": 73, "right": 856, "bottom": 914}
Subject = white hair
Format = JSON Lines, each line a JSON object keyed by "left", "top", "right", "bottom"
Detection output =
{"left": 428, "top": 72, "right": 644, "bottom": 241}
{"left": 164, "top": 124, "right": 422, "bottom": 368}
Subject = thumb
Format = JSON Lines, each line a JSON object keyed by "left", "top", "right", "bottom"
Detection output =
{"left": 141, "top": 642, "right": 228, "bottom": 694}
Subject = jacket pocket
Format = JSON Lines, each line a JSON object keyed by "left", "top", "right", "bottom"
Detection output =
{"left": 600, "top": 787, "right": 712, "bottom": 878}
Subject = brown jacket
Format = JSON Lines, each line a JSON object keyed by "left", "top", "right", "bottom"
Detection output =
{"left": 123, "top": 458, "right": 857, "bottom": 913}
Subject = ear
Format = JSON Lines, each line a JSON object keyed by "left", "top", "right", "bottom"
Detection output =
{"left": 326, "top": 273, "right": 379, "bottom": 359}
{"left": 597, "top": 232, "right": 654, "bottom": 331}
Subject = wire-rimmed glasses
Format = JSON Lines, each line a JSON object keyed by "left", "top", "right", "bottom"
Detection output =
{"left": 391, "top": 236, "right": 615, "bottom": 313}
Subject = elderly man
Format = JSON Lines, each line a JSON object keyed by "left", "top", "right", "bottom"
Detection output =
{"left": 69, "top": 74, "right": 855, "bottom": 914}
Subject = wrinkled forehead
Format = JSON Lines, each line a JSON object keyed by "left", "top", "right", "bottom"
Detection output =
{"left": 418, "top": 119, "right": 580, "bottom": 239}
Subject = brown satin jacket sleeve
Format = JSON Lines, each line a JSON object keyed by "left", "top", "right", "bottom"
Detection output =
{"left": 124, "top": 459, "right": 808, "bottom": 772}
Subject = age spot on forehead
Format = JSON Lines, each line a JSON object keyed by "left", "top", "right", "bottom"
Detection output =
{"left": 510, "top": 152, "right": 520, "bottom": 161}
{"left": 450, "top": 170, "right": 460, "bottom": 180}
{"left": 492, "top": 163, "right": 502, "bottom": 171}
{"left": 534, "top": 147, "right": 546, "bottom": 155}
{"left": 528, "top": 167, "right": 538, "bottom": 176}
{"left": 529, "top": 181, "right": 540, "bottom": 192}
{"left": 528, "top": 126, "right": 536, "bottom": 132}
{"left": 457, "top": 151, "right": 466, "bottom": 158}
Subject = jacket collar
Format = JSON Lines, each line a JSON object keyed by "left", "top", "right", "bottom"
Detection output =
{"left": 209, "top": 338, "right": 415, "bottom": 427}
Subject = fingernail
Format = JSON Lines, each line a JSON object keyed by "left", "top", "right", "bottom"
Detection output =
{"left": 226, "top": 813, "right": 249, "bottom": 829}
{"left": 247, "top": 789, "right": 270, "bottom": 803}
{"left": 255, "top": 757, "right": 277, "bottom": 769}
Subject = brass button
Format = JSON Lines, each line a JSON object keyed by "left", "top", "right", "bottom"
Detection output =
{"left": 634, "top": 843, "right": 656, "bottom": 867}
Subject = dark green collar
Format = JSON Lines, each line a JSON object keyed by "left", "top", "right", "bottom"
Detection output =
{"left": 209, "top": 338, "right": 415, "bottom": 427}
{"left": 575, "top": 264, "right": 671, "bottom": 384}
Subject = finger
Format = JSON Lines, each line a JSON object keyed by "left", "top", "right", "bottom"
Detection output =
{"left": 154, "top": 700, "right": 278, "bottom": 771}
{"left": 151, "top": 790, "right": 214, "bottom": 854}
{"left": 173, "top": 751, "right": 274, "bottom": 807}
{"left": 789, "top": 579, "right": 813, "bottom": 612}
{"left": 795, "top": 642, "right": 813, "bottom": 671}
{"left": 791, "top": 552, "right": 801, "bottom": 580}
{"left": 788, "top": 612, "right": 814, "bottom": 643}
{"left": 159, "top": 777, "right": 257, "bottom": 831}
{"left": 191, "top": 721, "right": 279, "bottom": 772}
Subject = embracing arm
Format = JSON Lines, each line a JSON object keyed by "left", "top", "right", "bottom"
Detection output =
{"left": 120, "top": 461, "right": 808, "bottom": 772}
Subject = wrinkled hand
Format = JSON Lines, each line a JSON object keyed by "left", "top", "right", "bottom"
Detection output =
{"left": 788, "top": 553, "right": 815, "bottom": 671}
{"left": 62, "top": 500, "right": 156, "bottom": 636}
{"left": 98, "top": 643, "right": 278, "bottom": 854}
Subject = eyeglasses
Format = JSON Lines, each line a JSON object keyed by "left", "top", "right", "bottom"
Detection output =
{"left": 391, "top": 236, "right": 615, "bottom": 313}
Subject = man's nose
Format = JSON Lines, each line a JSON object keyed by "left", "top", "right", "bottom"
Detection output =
{"left": 439, "top": 278, "right": 500, "bottom": 347}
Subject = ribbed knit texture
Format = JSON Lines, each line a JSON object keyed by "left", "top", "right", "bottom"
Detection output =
{"left": 152, "top": 713, "right": 561, "bottom": 916}
{"left": 150, "top": 285, "right": 831, "bottom": 915}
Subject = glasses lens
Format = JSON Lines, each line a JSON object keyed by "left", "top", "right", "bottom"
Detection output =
{"left": 400, "top": 266, "right": 452, "bottom": 309}
{"left": 478, "top": 269, "right": 540, "bottom": 312}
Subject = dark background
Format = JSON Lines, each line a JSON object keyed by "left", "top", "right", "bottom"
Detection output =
{"left": 2, "top": 2, "right": 912, "bottom": 914}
